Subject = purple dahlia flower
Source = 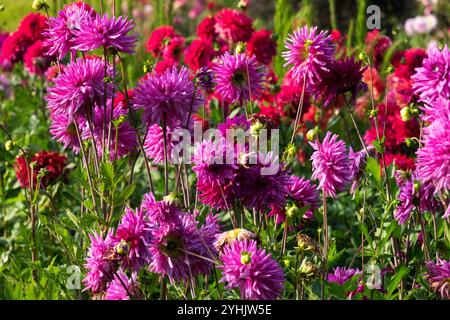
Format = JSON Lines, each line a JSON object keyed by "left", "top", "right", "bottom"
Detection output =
{"left": 310, "top": 132, "right": 351, "bottom": 198}
{"left": 283, "top": 26, "right": 335, "bottom": 85}
{"left": 104, "top": 271, "right": 138, "bottom": 300}
{"left": 219, "top": 239, "right": 285, "bottom": 300}
{"left": 72, "top": 14, "right": 137, "bottom": 53}
{"left": 212, "top": 52, "right": 266, "bottom": 104}
{"left": 141, "top": 192, "right": 184, "bottom": 225}
{"left": 412, "top": 45, "right": 450, "bottom": 104}
{"left": 111, "top": 207, "right": 152, "bottom": 272}
{"left": 132, "top": 66, "right": 202, "bottom": 128}
{"left": 348, "top": 147, "right": 368, "bottom": 195}
{"left": 46, "top": 57, "right": 112, "bottom": 119}
{"left": 43, "top": 2, "right": 94, "bottom": 60}
{"left": 425, "top": 258, "right": 450, "bottom": 299}
{"left": 83, "top": 230, "right": 115, "bottom": 294}
{"left": 49, "top": 113, "right": 82, "bottom": 153}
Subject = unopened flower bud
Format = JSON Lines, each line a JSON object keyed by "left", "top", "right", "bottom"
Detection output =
{"left": 250, "top": 121, "right": 264, "bottom": 138}
{"left": 413, "top": 181, "right": 420, "bottom": 193}
{"left": 235, "top": 42, "right": 246, "bottom": 54}
{"left": 385, "top": 64, "right": 395, "bottom": 75}
{"left": 400, "top": 106, "right": 412, "bottom": 122}
{"left": 286, "top": 203, "right": 300, "bottom": 219}
{"left": 5, "top": 140, "right": 14, "bottom": 151}
{"left": 32, "top": 0, "right": 48, "bottom": 11}
{"left": 163, "top": 192, "right": 183, "bottom": 208}
{"left": 298, "top": 260, "right": 318, "bottom": 280}
{"left": 296, "top": 234, "right": 319, "bottom": 254}
{"left": 240, "top": 251, "right": 252, "bottom": 265}
{"left": 369, "top": 109, "right": 378, "bottom": 118}
{"left": 114, "top": 239, "right": 130, "bottom": 256}
{"left": 358, "top": 51, "right": 368, "bottom": 62}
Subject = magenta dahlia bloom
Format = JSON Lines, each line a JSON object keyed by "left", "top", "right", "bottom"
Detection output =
{"left": 81, "top": 101, "right": 137, "bottom": 160}
{"left": 83, "top": 230, "right": 115, "bottom": 294}
{"left": 421, "top": 96, "right": 450, "bottom": 123}
{"left": 213, "top": 52, "right": 266, "bottom": 104}
{"left": 72, "top": 14, "right": 137, "bottom": 53}
{"left": 394, "top": 177, "right": 415, "bottom": 225}
{"left": 425, "top": 258, "right": 450, "bottom": 299}
{"left": 141, "top": 192, "right": 184, "bottom": 225}
{"left": 219, "top": 239, "right": 284, "bottom": 300}
{"left": 234, "top": 152, "right": 290, "bottom": 212}
{"left": 143, "top": 124, "right": 176, "bottom": 164}
{"left": 46, "top": 58, "right": 112, "bottom": 119}
{"left": 310, "top": 132, "right": 351, "bottom": 198}
{"left": 412, "top": 45, "right": 450, "bottom": 104}
{"left": 327, "top": 267, "right": 362, "bottom": 285}
{"left": 49, "top": 113, "right": 81, "bottom": 153}
{"left": 43, "top": 2, "right": 94, "bottom": 60}
{"left": 217, "top": 114, "right": 251, "bottom": 136}
{"left": 193, "top": 137, "right": 237, "bottom": 185}
{"left": 283, "top": 26, "right": 335, "bottom": 85}
{"left": 104, "top": 271, "right": 138, "bottom": 300}
{"left": 149, "top": 212, "right": 220, "bottom": 284}
{"left": 268, "top": 175, "right": 320, "bottom": 224}
{"left": 416, "top": 116, "right": 450, "bottom": 197}
{"left": 111, "top": 207, "right": 152, "bottom": 272}
{"left": 132, "top": 66, "right": 202, "bottom": 128}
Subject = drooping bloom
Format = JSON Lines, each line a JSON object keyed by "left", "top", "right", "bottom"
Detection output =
{"left": 43, "top": 2, "right": 94, "bottom": 60}
{"left": 111, "top": 207, "right": 152, "bottom": 272}
{"left": 219, "top": 239, "right": 285, "bottom": 300}
{"left": 213, "top": 52, "right": 266, "bottom": 104}
{"left": 46, "top": 58, "right": 112, "bottom": 119}
{"left": 195, "top": 66, "right": 216, "bottom": 91}
{"left": 394, "top": 176, "right": 415, "bottom": 224}
{"left": 412, "top": 45, "right": 450, "bottom": 104}
{"left": 283, "top": 26, "right": 334, "bottom": 85}
{"left": 416, "top": 115, "right": 450, "bottom": 195}
{"left": 327, "top": 267, "right": 362, "bottom": 285}
{"left": 310, "top": 132, "right": 351, "bottom": 198}
{"left": 81, "top": 101, "right": 137, "bottom": 160}
{"left": 14, "top": 151, "right": 68, "bottom": 189}
{"left": 149, "top": 212, "right": 219, "bottom": 284}
{"left": 132, "top": 66, "right": 202, "bottom": 127}
{"left": 72, "top": 14, "right": 137, "bottom": 53}
{"left": 143, "top": 124, "right": 177, "bottom": 164}
{"left": 425, "top": 258, "right": 450, "bottom": 299}
{"left": 83, "top": 230, "right": 115, "bottom": 294}
{"left": 214, "top": 9, "right": 254, "bottom": 44}
{"left": 104, "top": 271, "right": 138, "bottom": 300}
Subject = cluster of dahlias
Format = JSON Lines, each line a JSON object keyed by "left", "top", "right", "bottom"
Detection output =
{"left": 0, "top": 12, "right": 52, "bottom": 75}
{"left": 42, "top": 3, "right": 138, "bottom": 160}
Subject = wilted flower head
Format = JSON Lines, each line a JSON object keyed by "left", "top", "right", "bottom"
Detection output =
{"left": 213, "top": 52, "right": 266, "bottom": 104}
{"left": 348, "top": 147, "right": 368, "bottom": 195}
{"left": 132, "top": 66, "right": 202, "bottom": 128}
{"left": 214, "top": 228, "right": 257, "bottom": 253}
{"left": 219, "top": 239, "right": 285, "bottom": 300}
{"left": 310, "top": 132, "right": 351, "bottom": 198}
{"left": 283, "top": 26, "right": 334, "bottom": 85}
{"left": 72, "top": 13, "right": 137, "bottom": 53}
{"left": 425, "top": 258, "right": 450, "bottom": 299}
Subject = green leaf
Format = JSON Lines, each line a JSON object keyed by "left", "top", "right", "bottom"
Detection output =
{"left": 366, "top": 157, "right": 381, "bottom": 183}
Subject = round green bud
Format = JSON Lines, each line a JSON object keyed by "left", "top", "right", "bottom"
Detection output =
{"left": 250, "top": 121, "right": 264, "bottom": 138}
{"left": 286, "top": 203, "right": 300, "bottom": 219}
{"left": 385, "top": 64, "right": 395, "bottom": 75}
{"left": 240, "top": 251, "right": 252, "bottom": 265}
{"left": 32, "top": 0, "right": 49, "bottom": 11}
{"left": 306, "top": 129, "right": 317, "bottom": 141}
{"left": 369, "top": 109, "right": 378, "bottom": 118}
{"left": 5, "top": 140, "right": 14, "bottom": 151}
{"left": 115, "top": 239, "right": 130, "bottom": 256}
{"left": 163, "top": 192, "right": 183, "bottom": 208}
{"left": 235, "top": 42, "right": 247, "bottom": 55}
{"left": 400, "top": 106, "right": 412, "bottom": 122}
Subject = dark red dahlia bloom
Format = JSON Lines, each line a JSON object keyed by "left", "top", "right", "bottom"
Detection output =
{"left": 114, "top": 90, "right": 134, "bottom": 109}
{"left": 184, "top": 38, "right": 216, "bottom": 71}
{"left": 214, "top": 9, "right": 254, "bottom": 44}
{"left": 384, "top": 153, "right": 415, "bottom": 171}
{"left": 14, "top": 151, "right": 68, "bottom": 188}
{"left": 310, "top": 57, "right": 367, "bottom": 106}
{"left": 276, "top": 82, "right": 310, "bottom": 119}
{"left": 17, "top": 13, "right": 47, "bottom": 43}
{"left": 247, "top": 29, "right": 276, "bottom": 65}
{"left": 24, "top": 40, "right": 53, "bottom": 75}
{"left": 197, "top": 16, "right": 217, "bottom": 41}
{"left": 146, "top": 25, "right": 180, "bottom": 57}
{"left": 0, "top": 32, "right": 30, "bottom": 68}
